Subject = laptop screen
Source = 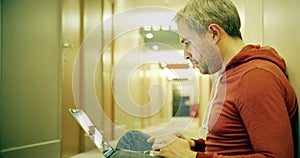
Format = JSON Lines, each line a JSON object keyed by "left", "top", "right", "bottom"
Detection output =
{"left": 69, "top": 109, "right": 115, "bottom": 157}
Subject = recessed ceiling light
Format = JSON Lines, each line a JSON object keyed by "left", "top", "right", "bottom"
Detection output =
{"left": 161, "top": 26, "right": 170, "bottom": 31}
{"left": 152, "top": 26, "right": 160, "bottom": 31}
{"left": 143, "top": 26, "right": 152, "bottom": 31}
{"left": 146, "top": 33, "right": 154, "bottom": 39}
{"left": 152, "top": 45, "right": 159, "bottom": 51}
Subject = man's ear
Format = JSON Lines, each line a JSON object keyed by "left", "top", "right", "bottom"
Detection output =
{"left": 208, "top": 23, "right": 221, "bottom": 43}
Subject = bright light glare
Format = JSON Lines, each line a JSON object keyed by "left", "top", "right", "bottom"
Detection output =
{"left": 152, "top": 26, "right": 160, "bottom": 31}
{"left": 146, "top": 33, "right": 154, "bottom": 39}
{"left": 143, "top": 26, "right": 152, "bottom": 31}
{"left": 152, "top": 45, "right": 159, "bottom": 50}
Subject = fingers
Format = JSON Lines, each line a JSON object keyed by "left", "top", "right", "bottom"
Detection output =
{"left": 153, "top": 138, "right": 196, "bottom": 158}
{"left": 151, "top": 134, "right": 178, "bottom": 151}
{"left": 172, "top": 131, "right": 182, "bottom": 137}
{"left": 148, "top": 131, "right": 183, "bottom": 142}
{"left": 147, "top": 136, "right": 156, "bottom": 143}
{"left": 151, "top": 137, "right": 168, "bottom": 151}
{"left": 152, "top": 143, "right": 165, "bottom": 151}
{"left": 152, "top": 150, "right": 164, "bottom": 157}
{"left": 173, "top": 132, "right": 188, "bottom": 140}
{"left": 152, "top": 148, "right": 171, "bottom": 157}
{"left": 152, "top": 150, "right": 160, "bottom": 156}
{"left": 148, "top": 131, "right": 186, "bottom": 151}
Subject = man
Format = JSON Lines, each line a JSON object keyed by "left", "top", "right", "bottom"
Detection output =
{"left": 115, "top": 0, "right": 298, "bottom": 157}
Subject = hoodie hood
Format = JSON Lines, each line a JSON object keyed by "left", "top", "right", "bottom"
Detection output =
{"left": 226, "top": 45, "right": 287, "bottom": 75}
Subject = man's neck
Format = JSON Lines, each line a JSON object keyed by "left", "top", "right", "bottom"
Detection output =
{"left": 218, "top": 36, "right": 245, "bottom": 65}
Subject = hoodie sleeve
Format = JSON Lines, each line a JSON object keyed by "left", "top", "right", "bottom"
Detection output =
{"left": 192, "top": 138, "right": 206, "bottom": 152}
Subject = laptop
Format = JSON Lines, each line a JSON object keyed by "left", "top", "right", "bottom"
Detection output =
{"left": 69, "top": 108, "right": 115, "bottom": 157}
{"left": 69, "top": 108, "right": 154, "bottom": 157}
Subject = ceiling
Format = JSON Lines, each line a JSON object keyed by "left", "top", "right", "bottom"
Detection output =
{"left": 111, "top": 0, "right": 192, "bottom": 71}
{"left": 139, "top": 28, "right": 181, "bottom": 50}
{"left": 114, "top": 0, "right": 189, "bottom": 11}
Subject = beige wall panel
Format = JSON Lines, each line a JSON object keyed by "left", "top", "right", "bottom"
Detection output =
{"left": 0, "top": 0, "right": 62, "bottom": 157}
{"left": 263, "top": 0, "right": 300, "bottom": 96}
{"left": 62, "top": 0, "right": 82, "bottom": 156}
{"left": 243, "top": 0, "right": 264, "bottom": 44}
{"left": 263, "top": 0, "right": 300, "bottom": 156}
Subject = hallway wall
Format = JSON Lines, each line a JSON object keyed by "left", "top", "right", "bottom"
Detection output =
{"left": 0, "top": 0, "right": 62, "bottom": 157}
{"left": 263, "top": 0, "right": 300, "bottom": 99}
{"left": 263, "top": 0, "right": 300, "bottom": 155}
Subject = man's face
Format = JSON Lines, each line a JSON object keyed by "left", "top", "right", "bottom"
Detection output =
{"left": 177, "top": 19, "right": 223, "bottom": 74}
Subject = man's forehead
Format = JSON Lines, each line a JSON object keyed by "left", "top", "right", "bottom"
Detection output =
{"left": 177, "top": 18, "right": 190, "bottom": 31}
{"left": 177, "top": 20, "right": 195, "bottom": 40}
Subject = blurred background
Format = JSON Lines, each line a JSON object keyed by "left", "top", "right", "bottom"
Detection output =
{"left": 0, "top": 0, "right": 299, "bottom": 157}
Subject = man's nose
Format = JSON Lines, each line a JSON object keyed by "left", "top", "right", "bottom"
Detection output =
{"left": 184, "top": 50, "right": 192, "bottom": 60}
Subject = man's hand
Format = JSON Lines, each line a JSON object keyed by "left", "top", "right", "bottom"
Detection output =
{"left": 147, "top": 132, "right": 197, "bottom": 158}
{"left": 147, "top": 132, "right": 178, "bottom": 151}
{"left": 174, "top": 132, "right": 196, "bottom": 150}
{"left": 152, "top": 137, "right": 197, "bottom": 158}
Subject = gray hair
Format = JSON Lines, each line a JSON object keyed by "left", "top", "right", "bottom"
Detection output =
{"left": 174, "top": 0, "right": 242, "bottom": 39}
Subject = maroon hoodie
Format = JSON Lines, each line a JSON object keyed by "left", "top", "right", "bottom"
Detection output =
{"left": 194, "top": 45, "right": 298, "bottom": 158}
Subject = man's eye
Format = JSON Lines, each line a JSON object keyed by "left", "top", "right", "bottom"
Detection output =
{"left": 181, "top": 40, "right": 191, "bottom": 46}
